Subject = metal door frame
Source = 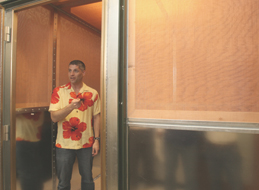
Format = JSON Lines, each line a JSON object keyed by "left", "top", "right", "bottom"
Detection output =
{"left": 0, "top": 6, "right": 4, "bottom": 190}
{"left": 0, "top": 0, "right": 122, "bottom": 190}
{"left": 2, "top": 8, "right": 17, "bottom": 190}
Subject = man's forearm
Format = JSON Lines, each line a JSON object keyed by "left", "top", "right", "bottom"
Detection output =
{"left": 92, "top": 113, "right": 100, "bottom": 156}
{"left": 50, "top": 104, "right": 74, "bottom": 123}
{"left": 51, "top": 98, "right": 82, "bottom": 123}
{"left": 93, "top": 113, "right": 100, "bottom": 138}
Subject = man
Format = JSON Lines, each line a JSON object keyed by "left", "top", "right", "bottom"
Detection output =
{"left": 49, "top": 60, "right": 100, "bottom": 190}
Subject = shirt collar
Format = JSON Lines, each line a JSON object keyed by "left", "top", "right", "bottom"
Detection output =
{"left": 69, "top": 82, "right": 89, "bottom": 93}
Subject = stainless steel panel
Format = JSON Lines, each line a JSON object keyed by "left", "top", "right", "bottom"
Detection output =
{"left": 15, "top": 111, "right": 52, "bottom": 190}
{"left": 0, "top": 7, "right": 3, "bottom": 190}
{"left": 129, "top": 126, "right": 259, "bottom": 190}
{"left": 3, "top": 9, "right": 17, "bottom": 190}
{"left": 128, "top": 118, "right": 259, "bottom": 134}
{"left": 15, "top": 5, "right": 53, "bottom": 190}
{"left": 101, "top": 0, "right": 120, "bottom": 190}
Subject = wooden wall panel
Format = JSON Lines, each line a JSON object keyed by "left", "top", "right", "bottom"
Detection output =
{"left": 16, "top": 6, "right": 53, "bottom": 108}
{"left": 128, "top": 0, "right": 259, "bottom": 122}
{"left": 56, "top": 14, "right": 101, "bottom": 94}
{"left": 16, "top": 6, "right": 101, "bottom": 109}
{"left": 70, "top": 2, "right": 102, "bottom": 30}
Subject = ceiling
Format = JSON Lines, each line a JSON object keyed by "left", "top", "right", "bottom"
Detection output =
{"left": 52, "top": 0, "right": 102, "bottom": 31}
{"left": 0, "top": 0, "right": 102, "bottom": 31}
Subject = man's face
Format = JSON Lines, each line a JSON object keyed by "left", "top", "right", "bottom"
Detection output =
{"left": 68, "top": 64, "right": 85, "bottom": 85}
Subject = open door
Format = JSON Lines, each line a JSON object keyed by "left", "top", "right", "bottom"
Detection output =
{"left": 1, "top": 0, "right": 103, "bottom": 189}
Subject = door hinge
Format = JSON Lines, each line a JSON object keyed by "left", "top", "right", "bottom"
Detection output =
{"left": 4, "top": 26, "right": 11, "bottom": 43}
{"left": 3, "top": 125, "right": 10, "bottom": 141}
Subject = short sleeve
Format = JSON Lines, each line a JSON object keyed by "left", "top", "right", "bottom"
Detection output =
{"left": 49, "top": 87, "right": 61, "bottom": 112}
{"left": 93, "top": 93, "right": 101, "bottom": 116}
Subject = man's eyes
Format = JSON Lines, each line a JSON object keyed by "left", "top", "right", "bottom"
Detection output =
{"left": 69, "top": 70, "right": 79, "bottom": 72}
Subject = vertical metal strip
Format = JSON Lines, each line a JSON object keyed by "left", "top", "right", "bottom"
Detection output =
{"left": 118, "top": 0, "right": 127, "bottom": 189}
{"left": 0, "top": 6, "right": 4, "bottom": 190}
{"left": 2, "top": 9, "right": 17, "bottom": 190}
{"left": 51, "top": 10, "right": 58, "bottom": 190}
{"left": 100, "top": 1, "right": 107, "bottom": 190}
{"left": 10, "top": 10, "right": 17, "bottom": 190}
{"left": 53, "top": 12, "right": 57, "bottom": 89}
{"left": 101, "top": 0, "right": 120, "bottom": 190}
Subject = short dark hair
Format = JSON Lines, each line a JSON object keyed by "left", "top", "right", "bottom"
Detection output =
{"left": 69, "top": 60, "right": 85, "bottom": 71}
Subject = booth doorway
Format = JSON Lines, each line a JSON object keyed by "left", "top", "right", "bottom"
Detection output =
{"left": 2, "top": 0, "right": 103, "bottom": 190}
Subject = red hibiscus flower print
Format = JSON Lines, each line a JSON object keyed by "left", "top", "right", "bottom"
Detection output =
{"left": 62, "top": 117, "right": 86, "bottom": 141}
{"left": 16, "top": 137, "right": 24, "bottom": 141}
{"left": 23, "top": 112, "right": 42, "bottom": 121}
{"left": 69, "top": 92, "right": 94, "bottom": 111}
{"left": 83, "top": 137, "right": 94, "bottom": 148}
{"left": 61, "top": 82, "right": 71, "bottom": 89}
{"left": 51, "top": 83, "right": 71, "bottom": 104}
{"left": 51, "top": 87, "right": 60, "bottom": 104}
{"left": 94, "top": 94, "right": 98, "bottom": 102}
{"left": 56, "top": 143, "right": 62, "bottom": 148}
{"left": 16, "top": 138, "right": 30, "bottom": 142}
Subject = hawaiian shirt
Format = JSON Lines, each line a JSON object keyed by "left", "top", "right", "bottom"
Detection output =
{"left": 49, "top": 82, "right": 100, "bottom": 149}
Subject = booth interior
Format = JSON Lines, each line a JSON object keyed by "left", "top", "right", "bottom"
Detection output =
{"left": 15, "top": 1, "right": 102, "bottom": 190}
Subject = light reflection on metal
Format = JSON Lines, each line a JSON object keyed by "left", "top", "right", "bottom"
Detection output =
{"left": 128, "top": 118, "right": 259, "bottom": 134}
{"left": 3, "top": 8, "right": 17, "bottom": 190}
{"left": 101, "top": 0, "right": 120, "bottom": 189}
{"left": 128, "top": 126, "right": 259, "bottom": 189}
{"left": 3, "top": 125, "right": 9, "bottom": 141}
{"left": 0, "top": 6, "right": 4, "bottom": 190}
{"left": 4, "top": 26, "right": 10, "bottom": 42}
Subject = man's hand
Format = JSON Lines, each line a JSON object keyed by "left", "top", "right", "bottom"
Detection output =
{"left": 71, "top": 98, "right": 82, "bottom": 109}
{"left": 50, "top": 98, "right": 82, "bottom": 123}
{"left": 92, "top": 140, "right": 99, "bottom": 156}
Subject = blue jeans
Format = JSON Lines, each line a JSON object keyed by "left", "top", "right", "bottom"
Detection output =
{"left": 56, "top": 147, "right": 94, "bottom": 190}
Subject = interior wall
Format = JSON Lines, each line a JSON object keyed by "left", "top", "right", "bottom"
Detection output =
{"left": 128, "top": 0, "right": 259, "bottom": 122}
{"left": 56, "top": 12, "right": 101, "bottom": 94}
{"left": 70, "top": 2, "right": 102, "bottom": 30}
{"left": 16, "top": 6, "right": 53, "bottom": 108}
{"left": 15, "top": 4, "right": 102, "bottom": 190}
{"left": 16, "top": 5, "right": 101, "bottom": 109}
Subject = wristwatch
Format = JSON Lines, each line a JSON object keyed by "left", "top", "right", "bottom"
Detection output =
{"left": 94, "top": 137, "right": 100, "bottom": 141}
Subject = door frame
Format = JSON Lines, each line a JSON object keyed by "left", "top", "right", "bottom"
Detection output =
{"left": 1, "top": 0, "right": 122, "bottom": 189}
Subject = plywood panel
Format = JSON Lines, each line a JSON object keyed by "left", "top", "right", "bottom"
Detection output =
{"left": 16, "top": 6, "right": 53, "bottom": 108}
{"left": 56, "top": 13, "right": 101, "bottom": 93}
{"left": 128, "top": 0, "right": 259, "bottom": 122}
